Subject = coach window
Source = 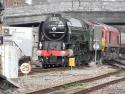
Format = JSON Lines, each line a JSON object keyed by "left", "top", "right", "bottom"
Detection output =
{"left": 117, "top": 36, "right": 119, "bottom": 44}
{"left": 109, "top": 31, "right": 111, "bottom": 43}
{"left": 102, "top": 31, "right": 104, "bottom": 37}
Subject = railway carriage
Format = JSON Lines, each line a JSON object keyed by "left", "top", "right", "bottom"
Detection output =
{"left": 99, "top": 24, "right": 120, "bottom": 60}
{"left": 37, "top": 14, "right": 121, "bottom": 67}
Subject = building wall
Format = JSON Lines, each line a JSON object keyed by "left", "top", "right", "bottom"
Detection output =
{"left": 5, "top": 0, "right": 26, "bottom": 7}
{"left": 3, "top": 0, "right": 74, "bottom": 6}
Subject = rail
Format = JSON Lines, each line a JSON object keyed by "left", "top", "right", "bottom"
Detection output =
{"left": 27, "top": 69, "right": 123, "bottom": 94}
{"left": 25, "top": 59, "right": 125, "bottom": 94}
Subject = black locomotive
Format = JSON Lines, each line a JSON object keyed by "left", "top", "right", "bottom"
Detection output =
{"left": 38, "top": 14, "right": 70, "bottom": 67}
{"left": 38, "top": 14, "right": 120, "bottom": 67}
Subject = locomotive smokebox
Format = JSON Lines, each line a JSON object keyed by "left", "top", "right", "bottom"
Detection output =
{"left": 39, "top": 14, "right": 68, "bottom": 41}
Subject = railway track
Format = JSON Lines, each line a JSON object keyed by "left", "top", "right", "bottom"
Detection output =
{"left": 105, "top": 59, "right": 125, "bottom": 70}
{"left": 73, "top": 76, "right": 125, "bottom": 94}
{"left": 26, "top": 69, "right": 123, "bottom": 94}
{"left": 19, "top": 67, "right": 69, "bottom": 76}
{"left": 24, "top": 58, "right": 125, "bottom": 76}
{"left": 72, "top": 60, "right": 125, "bottom": 94}
{"left": 19, "top": 66, "right": 91, "bottom": 76}
{"left": 25, "top": 59, "right": 125, "bottom": 94}
{"left": 18, "top": 58, "right": 125, "bottom": 76}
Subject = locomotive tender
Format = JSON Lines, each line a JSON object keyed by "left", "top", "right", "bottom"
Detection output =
{"left": 37, "top": 14, "right": 120, "bottom": 67}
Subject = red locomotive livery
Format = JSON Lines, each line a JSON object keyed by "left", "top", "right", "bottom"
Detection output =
{"left": 37, "top": 50, "right": 69, "bottom": 57}
{"left": 102, "top": 25, "right": 120, "bottom": 48}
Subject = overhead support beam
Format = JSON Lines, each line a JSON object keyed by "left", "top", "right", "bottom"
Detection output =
{"left": 3, "top": 1, "right": 125, "bottom": 25}
{"left": 5, "top": 11, "right": 125, "bottom": 25}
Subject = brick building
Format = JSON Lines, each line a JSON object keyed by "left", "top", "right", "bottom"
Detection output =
{"left": 4, "top": 0, "right": 77, "bottom": 7}
{"left": 4, "top": 0, "right": 26, "bottom": 7}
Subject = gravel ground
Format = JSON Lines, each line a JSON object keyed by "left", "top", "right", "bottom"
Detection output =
{"left": 0, "top": 89, "right": 12, "bottom": 94}
{"left": 88, "top": 71, "right": 125, "bottom": 94}
{"left": 8, "top": 65, "right": 117, "bottom": 94}
{"left": 48, "top": 70, "right": 125, "bottom": 94}
{"left": 89, "top": 81, "right": 125, "bottom": 94}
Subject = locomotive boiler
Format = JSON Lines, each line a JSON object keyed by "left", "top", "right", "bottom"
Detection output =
{"left": 37, "top": 14, "right": 120, "bottom": 67}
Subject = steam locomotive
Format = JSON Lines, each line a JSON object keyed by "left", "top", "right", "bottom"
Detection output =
{"left": 37, "top": 14, "right": 121, "bottom": 67}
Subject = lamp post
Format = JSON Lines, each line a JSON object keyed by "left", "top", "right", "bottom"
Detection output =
{"left": 93, "top": 39, "right": 99, "bottom": 64}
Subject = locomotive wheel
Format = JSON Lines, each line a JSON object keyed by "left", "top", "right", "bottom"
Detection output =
{"left": 42, "top": 64, "right": 45, "bottom": 68}
{"left": 43, "top": 64, "right": 47, "bottom": 68}
{"left": 52, "top": 64, "right": 55, "bottom": 67}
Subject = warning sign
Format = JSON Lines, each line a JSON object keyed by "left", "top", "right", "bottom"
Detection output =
{"left": 69, "top": 57, "right": 75, "bottom": 67}
{"left": 20, "top": 63, "right": 31, "bottom": 74}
